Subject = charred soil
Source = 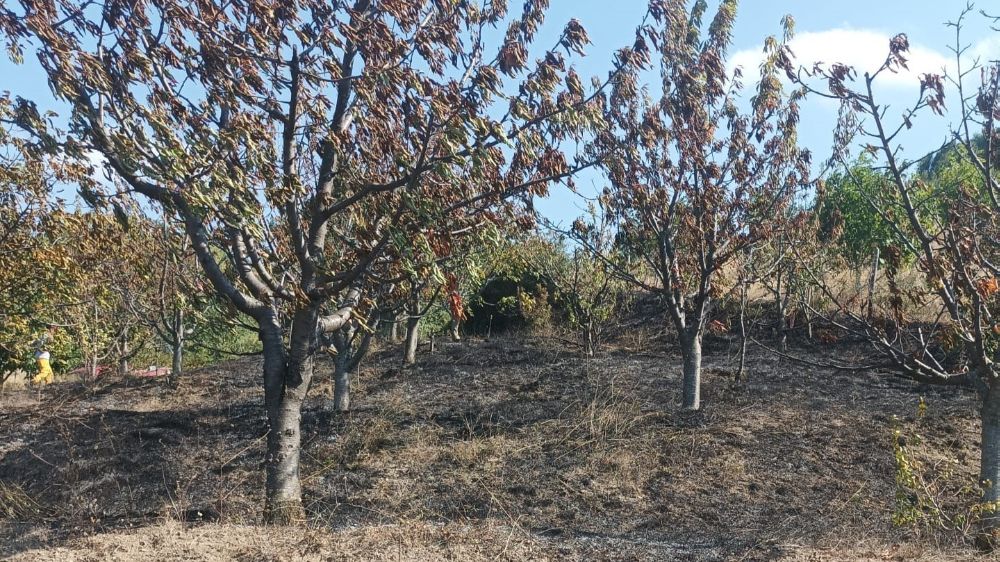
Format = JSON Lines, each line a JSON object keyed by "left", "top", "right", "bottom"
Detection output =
{"left": 0, "top": 332, "right": 988, "bottom": 561}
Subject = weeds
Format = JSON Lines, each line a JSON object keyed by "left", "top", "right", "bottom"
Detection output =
{"left": 891, "top": 399, "right": 990, "bottom": 543}
{"left": 550, "top": 367, "right": 647, "bottom": 450}
{"left": 0, "top": 481, "right": 48, "bottom": 521}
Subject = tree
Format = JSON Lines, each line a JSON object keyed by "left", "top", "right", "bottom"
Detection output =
{"left": 327, "top": 278, "right": 394, "bottom": 412}
{"left": 534, "top": 215, "right": 629, "bottom": 356}
{"left": 398, "top": 226, "right": 495, "bottom": 364}
{"left": 727, "top": 205, "right": 813, "bottom": 379}
{"left": 787, "top": 10, "right": 1000, "bottom": 541}
{"left": 56, "top": 209, "right": 150, "bottom": 379}
{"left": 3, "top": 0, "right": 626, "bottom": 521}
{"left": 0, "top": 96, "right": 75, "bottom": 382}
{"left": 124, "top": 214, "right": 207, "bottom": 380}
{"left": 817, "top": 158, "right": 929, "bottom": 324}
{"left": 401, "top": 272, "right": 441, "bottom": 366}
{"left": 587, "top": 0, "right": 810, "bottom": 410}
{"left": 819, "top": 157, "right": 903, "bottom": 269}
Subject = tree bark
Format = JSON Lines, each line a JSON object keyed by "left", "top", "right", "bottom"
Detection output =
{"left": 264, "top": 385, "right": 306, "bottom": 524}
{"left": 779, "top": 283, "right": 791, "bottom": 352}
{"left": 403, "top": 311, "right": 420, "bottom": 366}
{"left": 980, "top": 378, "right": 1000, "bottom": 532}
{"left": 170, "top": 308, "right": 184, "bottom": 378}
{"left": 260, "top": 310, "right": 314, "bottom": 524}
{"left": 332, "top": 331, "right": 351, "bottom": 412}
{"left": 171, "top": 342, "right": 183, "bottom": 378}
{"left": 390, "top": 312, "right": 402, "bottom": 342}
{"left": 681, "top": 331, "right": 702, "bottom": 411}
{"left": 773, "top": 268, "right": 789, "bottom": 351}
{"left": 118, "top": 332, "right": 130, "bottom": 377}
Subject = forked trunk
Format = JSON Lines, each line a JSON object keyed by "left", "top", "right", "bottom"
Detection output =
{"left": 681, "top": 331, "right": 702, "bottom": 411}
{"left": 333, "top": 363, "right": 350, "bottom": 412}
{"left": 331, "top": 319, "right": 376, "bottom": 413}
{"left": 261, "top": 310, "right": 316, "bottom": 524}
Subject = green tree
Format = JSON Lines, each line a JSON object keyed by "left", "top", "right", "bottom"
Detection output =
{"left": 819, "top": 157, "right": 899, "bottom": 267}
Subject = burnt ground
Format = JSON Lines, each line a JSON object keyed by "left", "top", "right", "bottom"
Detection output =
{"left": 0, "top": 330, "right": 991, "bottom": 561}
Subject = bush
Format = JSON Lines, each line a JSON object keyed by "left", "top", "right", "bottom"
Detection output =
{"left": 465, "top": 233, "right": 629, "bottom": 353}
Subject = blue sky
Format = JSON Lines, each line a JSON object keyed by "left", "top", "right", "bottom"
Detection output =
{"left": 3, "top": 1, "right": 997, "bottom": 225}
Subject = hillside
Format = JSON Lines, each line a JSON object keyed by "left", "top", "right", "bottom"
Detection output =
{"left": 0, "top": 333, "right": 987, "bottom": 561}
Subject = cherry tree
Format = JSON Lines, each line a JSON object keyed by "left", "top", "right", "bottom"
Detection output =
{"left": 2, "top": 0, "right": 633, "bottom": 520}
{"left": 788, "top": 13, "right": 1000, "bottom": 539}
{"left": 587, "top": 0, "right": 811, "bottom": 409}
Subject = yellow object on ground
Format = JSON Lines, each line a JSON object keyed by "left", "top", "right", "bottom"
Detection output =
{"left": 33, "top": 352, "right": 53, "bottom": 385}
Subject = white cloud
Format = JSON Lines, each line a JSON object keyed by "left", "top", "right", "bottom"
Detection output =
{"left": 730, "top": 28, "right": 951, "bottom": 89}
{"left": 970, "top": 36, "right": 1000, "bottom": 63}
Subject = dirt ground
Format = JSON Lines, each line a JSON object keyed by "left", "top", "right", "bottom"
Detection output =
{"left": 0, "top": 329, "right": 992, "bottom": 561}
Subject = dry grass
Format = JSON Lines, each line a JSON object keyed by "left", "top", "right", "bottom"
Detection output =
{"left": 1, "top": 369, "right": 29, "bottom": 392}
{"left": 0, "top": 330, "right": 993, "bottom": 560}
{"left": 0, "top": 481, "right": 48, "bottom": 520}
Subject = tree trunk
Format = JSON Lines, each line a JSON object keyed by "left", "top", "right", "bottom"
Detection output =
{"left": 403, "top": 313, "right": 419, "bottom": 365}
{"left": 980, "top": 378, "right": 1000, "bottom": 538}
{"left": 170, "top": 308, "right": 184, "bottom": 378}
{"left": 804, "top": 286, "right": 814, "bottom": 340}
{"left": 681, "top": 331, "right": 702, "bottom": 411}
{"left": 264, "top": 386, "right": 306, "bottom": 524}
{"left": 171, "top": 342, "right": 183, "bottom": 378}
{"left": 390, "top": 313, "right": 401, "bottom": 342}
{"left": 118, "top": 331, "right": 130, "bottom": 377}
{"left": 778, "top": 293, "right": 789, "bottom": 351}
{"left": 450, "top": 317, "right": 461, "bottom": 341}
{"left": 773, "top": 269, "right": 788, "bottom": 351}
{"left": 261, "top": 311, "right": 314, "bottom": 524}
{"left": 332, "top": 332, "right": 351, "bottom": 412}
{"left": 584, "top": 319, "right": 595, "bottom": 357}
